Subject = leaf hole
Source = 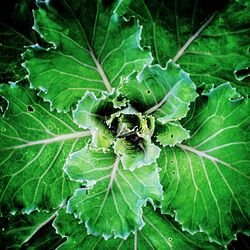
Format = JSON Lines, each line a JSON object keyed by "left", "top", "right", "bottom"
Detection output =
{"left": 147, "top": 90, "right": 151, "bottom": 94}
{"left": 170, "top": 134, "right": 173, "bottom": 138}
{"left": 27, "top": 105, "right": 35, "bottom": 112}
{"left": 168, "top": 237, "right": 172, "bottom": 241}
{"left": 170, "top": 160, "right": 174, "bottom": 163}
{"left": 213, "top": 64, "right": 217, "bottom": 67}
{"left": 48, "top": 126, "right": 52, "bottom": 130}
{"left": 1, "top": 128, "right": 6, "bottom": 132}
{"left": 172, "top": 171, "right": 175, "bottom": 175}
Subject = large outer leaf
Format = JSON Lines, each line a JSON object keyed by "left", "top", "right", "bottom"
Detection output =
{"left": 65, "top": 146, "right": 163, "bottom": 239}
{"left": 117, "top": 0, "right": 250, "bottom": 95}
{"left": 0, "top": 0, "right": 36, "bottom": 82}
{"left": 53, "top": 207, "right": 221, "bottom": 249}
{"left": 158, "top": 83, "right": 250, "bottom": 246}
{"left": 22, "top": 0, "right": 152, "bottom": 112}
{"left": 0, "top": 84, "right": 91, "bottom": 214}
{"left": 0, "top": 210, "right": 59, "bottom": 249}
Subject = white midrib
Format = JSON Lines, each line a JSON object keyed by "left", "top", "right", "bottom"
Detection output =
{"left": 173, "top": 11, "right": 218, "bottom": 62}
{"left": 94, "top": 156, "right": 120, "bottom": 224}
{"left": 177, "top": 143, "right": 229, "bottom": 165}
{"left": 134, "top": 231, "right": 138, "bottom": 250}
{"left": 144, "top": 80, "right": 179, "bottom": 115}
{"left": 88, "top": 46, "right": 113, "bottom": 93}
{"left": 144, "top": 91, "right": 172, "bottom": 115}
{"left": 1, "top": 131, "right": 91, "bottom": 151}
{"left": 177, "top": 144, "right": 250, "bottom": 179}
{"left": 21, "top": 209, "right": 59, "bottom": 246}
{"left": 64, "top": 1, "right": 113, "bottom": 93}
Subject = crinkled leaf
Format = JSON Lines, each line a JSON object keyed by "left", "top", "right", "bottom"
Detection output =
{"left": 65, "top": 145, "right": 163, "bottom": 239}
{"left": 74, "top": 93, "right": 161, "bottom": 169}
{"left": 73, "top": 91, "right": 114, "bottom": 150}
{"left": 107, "top": 106, "right": 160, "bottom": 170}
{"left": 0, "top": 210, "right": 59, "bottom": 249}
{"left": 0, "top": 84, "right": 91, "bottom": 214}
{"left": 0, "top": 0, "right": 36, "bottom": 82}
{"left": 120, "top": 61, "right": 198, "bottom": 124}
{"left": 156, "top": 121, "right": 190, "bottom": 147}
{"left": 158, "top": 84, "right": 250, "bottom": 246}
{"left": 53, "top": 207, "right": 221, "bottom": 250}
{"left": 22, "top": 0, "right": 152, "bottom": 111}
{"left": 117, "top": 0, "right": 250, "bottom": 95}
{"left": 114, "top": 137, "right": 160, "bottom": 171}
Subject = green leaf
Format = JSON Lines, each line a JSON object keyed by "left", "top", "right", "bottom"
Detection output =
{"left": 156, "top": 121, "right": 190, "bottom": 147}
{"left": 117, "top": 0, "right": 250, "bottom": 95}
{"left": 114, "top": 137, "right": 160, "bottom": 171}
{"left": 158, "top": 83, "right": 250, "bottom": 245}
{"left": 0, "top": 210, "right": 59, "bottom": 249}
{"left": 73, "top": 91, "right": 115, "bottom": 150}
{"left": 65, "top": 145, "right": 163, "bottom": 239}
{"left": 0, "top": 84, "right": 91, "bottom": 214}
{"left": 22, "top": 223, "right": 64, "bottom": 250}
{"left": 234, "top": 61, "right": 250, "bottom": 81}
{"left": 108, "top": 106, "right": 160, "bottom": 170}
{"left": 53, "top": 207, "right": 221, "bottom": 249}
{"left": 0, "top": 0, "right": 36, "bottom": 82}
{"left": 120, "top": 61, "right": 198, "bottom": 124}
{"left": 74, "top": 93, "right": 161, "bottom": 170}
{"left": 22, "top": 0, "right": 152, "bottom": 112}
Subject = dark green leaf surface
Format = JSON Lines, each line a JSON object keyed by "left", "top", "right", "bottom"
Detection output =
{"left": 0, "top": 210, "right": 57, "bottom": 249}
{"left": 22, "top": 220, "right": 64, "bottom": 250}
{"left": 0, "top": 84, "right": 91, "bottom": 214}
{"left": 117, "top": 0, "right": 250, "bottom": 95}
{"left": 158, "top": 84, "right": 250, "bottom": 246}
{"left": 23, "top": 0, "right": 152, "bottom": 111}
{"left": 53, "top": 207, "right": 221, "bottom": 250}
{"left": 0, "top": 0, "right": 36, "bottom": 82}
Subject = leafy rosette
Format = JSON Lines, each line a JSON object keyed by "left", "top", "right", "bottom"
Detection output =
{"left": 63, "top": 60, "right": 198, "bottom": 239}
{"left": 64, "top": 90, "right": 163, "bottom": 239}
{"left": 72, "top": 90, "right": 161, "bottom": 170}
{"left": 1, "top": 0, "right": 250, "bottom": 248}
